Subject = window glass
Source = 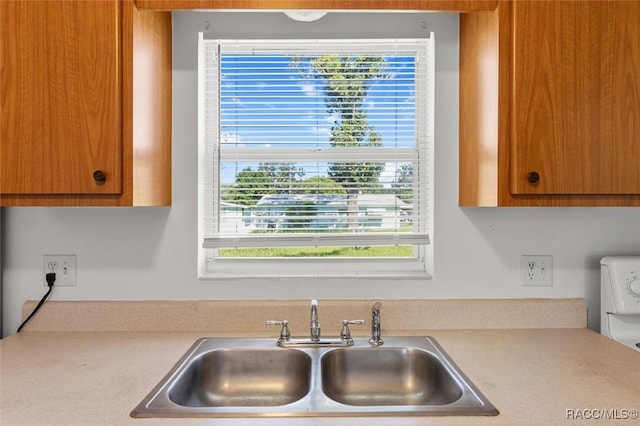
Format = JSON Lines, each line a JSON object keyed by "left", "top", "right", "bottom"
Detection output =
{"left": 199, "top": 37, "right": 434, "bottom": 279}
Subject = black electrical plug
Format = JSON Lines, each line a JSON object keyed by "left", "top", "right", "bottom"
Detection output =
{"left": 17, "top": 273, "right": 56, "bottom": 333}
{"left": 46, "top": 272, "right": 56, "bottom": 287}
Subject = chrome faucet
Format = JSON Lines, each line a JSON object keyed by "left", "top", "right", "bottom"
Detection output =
{"left": 266, "top": 299, "right": 363, "bottom": 347}
{"left": 310, "top": 299, "right": 321, "bottom": 342}
{"left": 369, "top": 302, "right": 384, "bottom": 346}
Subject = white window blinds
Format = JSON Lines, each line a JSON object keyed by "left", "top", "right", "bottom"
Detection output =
{"left": 199, "top": 36, "right": 434, "bottom": 277}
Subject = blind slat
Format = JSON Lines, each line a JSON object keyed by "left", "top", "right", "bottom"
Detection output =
{"left": 204, "top": 233, "right": 430, "bottom": 249}
{"left": 219, "top": 147, "right": 417, "bottom": 162}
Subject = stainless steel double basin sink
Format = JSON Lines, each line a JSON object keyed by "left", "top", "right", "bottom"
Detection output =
{"left": 131, "top": 337, "right": 498, "bottom": 418}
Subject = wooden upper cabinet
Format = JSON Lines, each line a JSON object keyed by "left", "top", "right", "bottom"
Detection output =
{"left": 0, "top": 0, "right": 171, "bottom": 206}
{"left": 460, "top": 0, "right": 640, "bottom": 206}
{"left": 1, "top": 1, "right": 122, "bottom": 195}
{"left": 510, "top": 0, "right": 640, "bottom": 196}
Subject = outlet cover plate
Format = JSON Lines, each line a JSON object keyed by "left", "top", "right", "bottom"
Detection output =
{"left": 43, "top": 255, "right": 76, "bottom": 287}
{"left": 522, "top": 255, "right": 553, "bottom": 287}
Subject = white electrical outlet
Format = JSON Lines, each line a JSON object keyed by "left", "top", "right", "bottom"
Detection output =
{"left": 522, "top": 255, "right": 553, "bottom": 287}
{"left": 43, "top": 255, "right": 76, "bottom": 287}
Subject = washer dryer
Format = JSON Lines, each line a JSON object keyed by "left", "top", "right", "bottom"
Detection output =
{"left": 601, "top": 256, "right": 640, "bottom": 352}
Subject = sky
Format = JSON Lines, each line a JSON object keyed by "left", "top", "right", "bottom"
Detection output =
{"left": 217, "top": 51, "right": 417, "bottom": 188}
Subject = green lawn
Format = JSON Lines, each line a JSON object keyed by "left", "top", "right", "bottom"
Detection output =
{"left": 220, "top": 245, "right": 413, "bottom": 258}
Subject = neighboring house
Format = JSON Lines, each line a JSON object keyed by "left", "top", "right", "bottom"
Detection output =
{"left": 219, "top": 201, "right": 252, "bottom": 234}
{"left": 249, "top": 194, "right": 410, "bottom": 231}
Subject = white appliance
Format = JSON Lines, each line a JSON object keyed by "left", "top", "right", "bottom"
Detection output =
{"left": 601, "top": 256, "right": 640, "bottom": 352}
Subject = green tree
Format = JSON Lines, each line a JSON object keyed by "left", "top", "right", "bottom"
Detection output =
{"left": 285, "top": 201, "right": 317, "bottom": 229}
{"left": 257, "top": 163, "right": 305, "bottom": 194}
{"left": 223, "top": 167, "right": 274, "bottom": 206}
{"left": 393, "top": 163, "right": 414, "bottom": 203}
{"left": 223, "top": 163, "right": 306, "bottom": 206}
{"left": 294, "top": 55, "right": 387, "bottom": 229}
{"left": 297, "top": 176, "right": 347, "bottom": 195}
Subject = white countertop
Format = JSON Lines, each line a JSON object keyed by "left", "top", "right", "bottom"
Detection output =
{"left": 2, "top": 328, "right": 639, "bottom": 426}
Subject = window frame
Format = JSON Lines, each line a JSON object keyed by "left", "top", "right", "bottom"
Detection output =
{"left": 198, "top": 35, "right": 435, "bottom": 280}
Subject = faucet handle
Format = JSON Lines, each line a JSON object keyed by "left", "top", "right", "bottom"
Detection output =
{"left": 266, "top": 320, "right": 291, "bottom": 345}
{"left": 340, "top": 319, "right": 364, "bottom": 345}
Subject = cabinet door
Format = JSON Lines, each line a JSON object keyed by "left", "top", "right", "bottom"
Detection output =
{"left": 510, "top": 0, "right": 640, "bottom": 195}
{"left": 1, "top": 0, "right": 122, "bottom": 194}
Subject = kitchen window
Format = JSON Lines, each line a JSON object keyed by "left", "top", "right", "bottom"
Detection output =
{"left": 198, "top": 35, "right": 434, "bottom": 279}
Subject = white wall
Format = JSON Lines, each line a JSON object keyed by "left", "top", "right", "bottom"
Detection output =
{"left": 3, "top": 12, "right": 639, "bottom": 336}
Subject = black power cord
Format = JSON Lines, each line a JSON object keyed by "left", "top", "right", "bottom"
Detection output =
{"left": 17, "top": 272, "right": 56, "bottom": 333}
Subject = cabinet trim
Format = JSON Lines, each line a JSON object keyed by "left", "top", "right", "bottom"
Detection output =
{"left": 135, "top": 0, "right": 498, "bottom": 11}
